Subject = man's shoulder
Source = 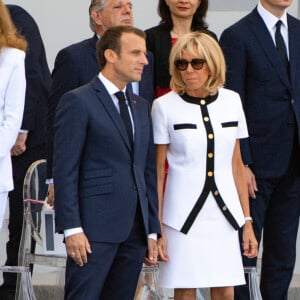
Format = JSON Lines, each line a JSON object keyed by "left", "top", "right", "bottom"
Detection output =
{"left": 7, "top": 5, "right": 40, "bottom": 35}
{"left": 58, "top": 36, "right": 96, "bottom": 56}
{"left": 221, "top": 9, "right": 255, "bottom": 36}
{"left": 6, "top": 5, "right": 30, "bottom": 19}
{"left": 287, "top": 13, "right": 300, "bottom": 29}
{"left": 64, "top": 77, "right": 98, "bottom": 97}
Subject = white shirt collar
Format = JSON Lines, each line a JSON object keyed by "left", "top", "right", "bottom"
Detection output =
{"left": 257, "top": 1, "right": 288, "bottom": 32}
{"left": 98, "top": 72, "right": 126, "bottom": 96}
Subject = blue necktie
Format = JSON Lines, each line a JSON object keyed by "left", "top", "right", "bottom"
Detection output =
{"left": 115, "top": 91, "right": 133, "bottom": 148}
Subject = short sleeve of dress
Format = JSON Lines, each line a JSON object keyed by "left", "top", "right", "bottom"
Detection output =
{"left": 236, "top": 94, "right": 248, "bottom": 139}
{"left": 151, "top": 98, "right": 170, "bottom": 144}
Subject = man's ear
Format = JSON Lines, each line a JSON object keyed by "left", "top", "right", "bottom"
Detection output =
{"left": 91, "top": 10, "right": 102, "bottom": 26}
{"left": 104, "top": 49, "right": 117, "bottom": 64}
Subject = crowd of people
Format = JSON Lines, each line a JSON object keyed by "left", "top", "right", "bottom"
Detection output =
{"left": 0, "top": 0, "right": 299, "bottom": 300}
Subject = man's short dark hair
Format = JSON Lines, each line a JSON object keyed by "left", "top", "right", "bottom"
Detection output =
{"left": 97, "top": 25, "right": 146, "bottom": 69}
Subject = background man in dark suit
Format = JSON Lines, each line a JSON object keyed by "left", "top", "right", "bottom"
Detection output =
{"left": 220, "top": 1, "right": 300, "bottom": 299}
{"left": 53, "top": 25, "right": 160, "bottom": 300}
{"left": 46, "top": 0, "right": 154, "bottom": 198}
{"left": 0, "top": 5, "right": 51, "bottom": 300}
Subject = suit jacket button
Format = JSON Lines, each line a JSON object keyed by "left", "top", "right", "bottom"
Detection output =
{"left": 132, "top": 184, "right": 137, "bottom": 190}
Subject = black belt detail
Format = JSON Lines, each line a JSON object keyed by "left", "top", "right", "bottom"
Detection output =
{"left": 180, "top": 180, "right": 211, "bottom": 234}
{"left": 211, "top": 182, "right": 239, "bottom": 231}
{"left": 180, "top": 180, "right": 240, "bottom": 234}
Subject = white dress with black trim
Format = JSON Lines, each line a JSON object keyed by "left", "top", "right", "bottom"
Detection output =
{"left": 151, "top": 88, "right": 248, "bottom": 288}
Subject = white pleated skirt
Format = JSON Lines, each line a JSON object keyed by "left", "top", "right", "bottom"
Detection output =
{"left": 159, "top": 193, "right": 246, "bottom": 288}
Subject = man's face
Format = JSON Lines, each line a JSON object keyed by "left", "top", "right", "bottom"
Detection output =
{"left": 96, "top": 0, "right": 133, "bottom": 33}
{"left": 260, "top": 0, "right": 292, "bottom": 17}
{"left": 110, "top": 32, "right": 148, "bottom": 87}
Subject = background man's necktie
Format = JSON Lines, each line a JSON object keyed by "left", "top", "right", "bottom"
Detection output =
{"left": 275, "top": 20, "right": 289, "bottom": 75}
{"left": 115, "top": 91, "right": 133, "bottom": 147}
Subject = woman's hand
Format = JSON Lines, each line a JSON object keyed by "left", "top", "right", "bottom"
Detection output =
{"left": 242, "top": 222, "right": 258, "bottom": 258}
{"left": 157, "top": 234, "right": 169, "bottom": 262}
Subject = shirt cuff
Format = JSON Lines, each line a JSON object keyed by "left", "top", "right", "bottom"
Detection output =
{"left": 19, "top": 129, "right": 29, "bottom": 133}
{"left": 148, "top": 233, "right": 157, "bottom": 240}
{"left": 46, "top": 178, "right": 54, "bottom": 184}
{"left": 64, "top": 227, "right": 83, "bottom": 238}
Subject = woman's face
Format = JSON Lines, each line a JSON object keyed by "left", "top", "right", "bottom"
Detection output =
{"left": 165, "top": 0, "right": 201, "bottom": 19}
{"left": 178, "top": 50, "right": 210, "bottom": 97}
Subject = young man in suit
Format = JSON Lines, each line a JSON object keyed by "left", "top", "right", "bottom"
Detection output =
{"left": 0, "top": 5, "right": 51, "bottom": 300}
{"left": 220, "top": 1, "right": 300, "bottom": 299}
{"left": 46, "top": 0, "right": 154, "bottom": 199}
{"left": 53, "top": 25, "right": 160, "bottom": 300}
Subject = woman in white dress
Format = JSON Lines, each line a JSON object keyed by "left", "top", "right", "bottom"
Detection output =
{"left": 151, "top": 32, "right": 258, "bottom": 300}
{"left": 0, "top": 0, "right": 26, "bottom": 229}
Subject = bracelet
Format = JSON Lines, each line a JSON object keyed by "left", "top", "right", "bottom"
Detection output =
{"left": 244, "top": 216, "right": 253, "bottom": 223}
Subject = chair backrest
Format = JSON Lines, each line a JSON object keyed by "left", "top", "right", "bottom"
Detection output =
{"left": 22, "top": 159, "right": 48, "bottom": 248}
{"left": 23, "top": 159, "right": 48, "bottom": 204}
{"left": 16, "top": 159, "right": 66, "bottom": 300}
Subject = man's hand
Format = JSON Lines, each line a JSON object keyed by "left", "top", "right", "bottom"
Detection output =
{"left": 144, "top": 238, "right": 158, "bottom": 265}
{"left": 11, "top": 132, "right": 28, "bottom": 156}
{"left": 245, "top": 166, "right": 258, "bottom": 199}
{"left": 65, "top": 232, "right": 92, "bottom": 267}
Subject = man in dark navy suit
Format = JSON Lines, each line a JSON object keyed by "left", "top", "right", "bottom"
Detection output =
{"left": 220, "top": 1, "right": 300, "bottom": 299}
{"left": 0, "top": 5, "right": 51, "bottom": 300}
{"left": 46, "top": 0, "right": 154, "bottom": 197}
{"left": 53, "top": 25, "right": 160, "bottom": 300}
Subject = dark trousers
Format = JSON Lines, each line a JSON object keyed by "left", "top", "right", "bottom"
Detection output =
{"left": 64, "top": 207, "right": 147, "bottom": 300}
{"left": 0, "top": 145, "right": 45, "bottom": 299}
{"left": 235, "top": 163, "right": 300, "bottom": 300}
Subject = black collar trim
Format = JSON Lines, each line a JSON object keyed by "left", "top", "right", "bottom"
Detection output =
{"left": 181, "top": 92, "right": 218, "bottom": 105}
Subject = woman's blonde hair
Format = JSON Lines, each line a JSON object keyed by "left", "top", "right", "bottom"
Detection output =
{"left": 170, "top": 32, "right": 225, "bottom": 95}
{"left": 0, "top": 1, "right": 27, "bottom": 51}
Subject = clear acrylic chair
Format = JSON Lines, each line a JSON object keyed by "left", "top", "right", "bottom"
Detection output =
{"left": 196, "top": 266, "right": 262, "bottom": 300}
{"left": 135, "top": 264, "right": 164, "bottom": 299}
{"left": 16, "top": 159, "right": 66, "bottom": 300}
{"left": 0, "top": 266, "right": 35, "bottom": 300}
{"left": 244, "top": 266, "right": 262, "bottom": 300}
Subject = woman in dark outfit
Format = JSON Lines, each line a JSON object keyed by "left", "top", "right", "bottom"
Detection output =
{"left": 145, "top": 0, "right": 216, "bottom": 98}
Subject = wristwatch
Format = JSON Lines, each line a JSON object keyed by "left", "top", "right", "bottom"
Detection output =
{"left": 244, "top": 216, "right": 253, "bottom": 223}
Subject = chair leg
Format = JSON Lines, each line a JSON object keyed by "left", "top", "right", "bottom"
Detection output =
{"left": 244, "top": 266, "right": 262, "bottom": 300}
{"left": 0, "top": 266, "right": 36, "bottom": 300}
{"left": 135, "top": 264, "right": 163, "bottom": 300}
{"left": 16, "top": 266, "right": 36, "bottom": 300}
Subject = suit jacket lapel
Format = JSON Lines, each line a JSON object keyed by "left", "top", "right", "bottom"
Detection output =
{"left": 248, "top": 9, "right": 291, "bottom": 90}
{"left": 287, "top": 15, "right": 300, "bottom": 88}
{"left": 91, "top": 77, "right": 133, "bottom": 152}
